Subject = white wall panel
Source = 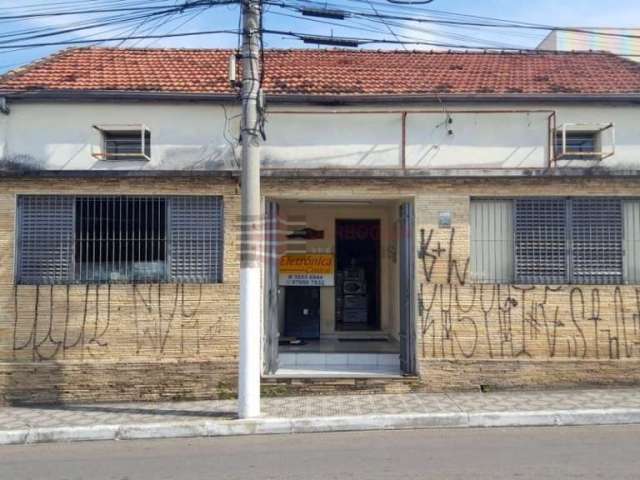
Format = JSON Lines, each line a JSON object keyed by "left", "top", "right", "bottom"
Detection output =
{"left": 2, "top": 102, "right": 640, "bottom": 172}
{"left": 405, "top": 112, "right": 549, "bottom": 169}
{"left": 261, "top": 113, "right": 402, "bottom": 168}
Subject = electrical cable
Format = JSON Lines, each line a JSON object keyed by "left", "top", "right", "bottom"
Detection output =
{"left": 0, "top": 2, "right": 229, "bottom": 45}
{"left": 0, "top": 29, "right": 240, "bottom": 49}
{"left": 0, "top": 4, "right": 196, "bottom": 21}
{"left": 2, "top": 0, "right": 640, "bottom": 76}
{"left": 279, "top": 0, "right": 640, "bottom": 41}
{"left": 364, "top": 0, "right": 407, "bottom": 50}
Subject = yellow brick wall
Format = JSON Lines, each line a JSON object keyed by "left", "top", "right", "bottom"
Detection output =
{"left": 410, "top": 181, "right": 640, "bottom": 364}
{"left": 0, "top": 177, "right": 241, "bottom": 403}
{"left": 1, "top": 175, "right": 640, "bottom": 403}
{"left": 263, "top": 176, "right": 640, "bottom": 390}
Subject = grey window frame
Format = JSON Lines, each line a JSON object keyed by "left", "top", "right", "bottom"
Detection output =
{"left": 15, "top": 195, "right": 224, "bottom": 285}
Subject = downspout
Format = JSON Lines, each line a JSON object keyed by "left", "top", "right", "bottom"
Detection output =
{"left": 0, "top": 97, "right": 9, "bottom": 162}
{"left": 401, "top": 111, "right": 407, "bottom": 170}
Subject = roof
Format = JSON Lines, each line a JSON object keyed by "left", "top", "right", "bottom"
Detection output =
{"left": 2, "top": 47, "right": 640, "bottom": 97}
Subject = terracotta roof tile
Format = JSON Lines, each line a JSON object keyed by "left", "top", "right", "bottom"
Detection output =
{"left": 2, "top": 47, "right": 640, "bottom": 96}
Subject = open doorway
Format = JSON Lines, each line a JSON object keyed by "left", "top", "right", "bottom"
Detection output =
{"left": 263, "top": 198, "right": 415, "bottom": 377}
{"left": 335, "top": 219, "right": 380, "bottom": 331}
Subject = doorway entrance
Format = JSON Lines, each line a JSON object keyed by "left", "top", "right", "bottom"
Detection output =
{"left": 263, "top": 198, "right": 415, "bottom": 377}
{"left": 335, "top": 219, "right": 380, "bottom": 331}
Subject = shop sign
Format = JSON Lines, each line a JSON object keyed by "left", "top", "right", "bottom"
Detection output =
{"left": 278, "top": 254, "right": 335, "bottom": 286}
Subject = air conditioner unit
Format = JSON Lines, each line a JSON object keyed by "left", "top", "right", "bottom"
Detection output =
{"left": 554, "top": 122, "right": 614, "bottom": 161}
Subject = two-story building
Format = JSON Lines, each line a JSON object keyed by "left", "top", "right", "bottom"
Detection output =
{"left": 1, "top": 47, "right": 640, "bottom": 403}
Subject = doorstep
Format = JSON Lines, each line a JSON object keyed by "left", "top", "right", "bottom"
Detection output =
{"left": 273, "top": 352, "right": 402, "bottom": 378}
{"left": 268, "top": 365, "right": 403, "bottom": 378}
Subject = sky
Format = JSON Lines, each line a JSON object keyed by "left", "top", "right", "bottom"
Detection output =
{"left": 1, "top": 0, "right": 640, "bottom": 74}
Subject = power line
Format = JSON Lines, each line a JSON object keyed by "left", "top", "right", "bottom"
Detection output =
{"left": 0, "top": 2, "right": 233, "bottom": 45}
{"left": 268, "top": 10, "right": 405, "bottom": 40}
{"left": 0, "top": 24, "right": 633, "bottom": 53}
{"left": 4, "top": 0, "right": 640, "bottom": 43}
{"left": 277, "top": 0, "right": 640, "bottom": 41}
{"left": 0, "top": 29, "right": 240, "bottom": 49}
{"left": 0, "top": 4, "right": 195, "bottom": 21}
{"left": 363, "top": 0, "right": 407, "bottom": 51}
{"left": 0, "top": 1, "right": 177, "bottom": 15}
{"left": 270, "top": 1, "right": 529, "bottom": 50}
{"left": 386, "top": 0, "right": 434, "bottom": 4}
{"left": 113, "top": 1, "right": 190, "bottom": 48}
{"left": 294, "top": 0, "right": 640, "bottom": 53}
{"left": 140, "top": 6, "right": 208, "bottom": 47}
{"left": 263, "top": 28, "right": 624, "bottom": 52}
{"left": 1, "top": 0, "right": 639, "bottom": 74}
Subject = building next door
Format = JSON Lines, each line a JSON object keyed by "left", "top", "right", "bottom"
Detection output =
{"left": 335, "top": 219, "right": 381, "bottom": 331}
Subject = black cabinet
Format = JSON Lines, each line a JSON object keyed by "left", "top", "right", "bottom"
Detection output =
{"left": 284, "top": 286, "right": 321, "bottom": 339}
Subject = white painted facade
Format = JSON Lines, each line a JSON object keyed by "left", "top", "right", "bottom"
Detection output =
{"left": 1, "top": 100, "right": 639, "bottom": 171}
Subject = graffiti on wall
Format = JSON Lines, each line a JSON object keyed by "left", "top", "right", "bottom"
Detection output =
{"left": 419, "top": 227, "right": 469, "bottom": 285}
{"left": 11, "top": 284, "right": 225, "bottom": 361}
{"left": 418, "top": 228, "right": 640, "bottom": 360}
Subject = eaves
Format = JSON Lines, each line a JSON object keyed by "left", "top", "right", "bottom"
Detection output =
{"left": 3, "top": 90, "right": 640, "bottom": 106}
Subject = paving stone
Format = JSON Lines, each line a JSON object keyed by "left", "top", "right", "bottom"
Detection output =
{"left": 1, "top": 387, "right": 640, "bottom": 432}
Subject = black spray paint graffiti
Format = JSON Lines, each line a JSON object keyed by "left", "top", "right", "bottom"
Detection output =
{"left": 418, "top": 228, "right": 469, "bottom": 285}
{"left": 417, "top": 228, "right": 640, "bottom": 360}
{"left": 12, "top": 284, "right": 222, "bottom": 361}
{"left": 418, "top": 284, "right": 640, "bottom": 360}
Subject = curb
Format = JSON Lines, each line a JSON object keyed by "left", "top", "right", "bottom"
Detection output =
{"left": 2, "top": 408, "right": 640, "bottom": 446}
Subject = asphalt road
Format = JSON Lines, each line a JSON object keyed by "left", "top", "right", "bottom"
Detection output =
{"left": 1, "top": 425, "right": 639, "bottom": 480}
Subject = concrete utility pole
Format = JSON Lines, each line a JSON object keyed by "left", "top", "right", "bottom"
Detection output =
{"left": 238, "top": 0, "right": 263, "bottom": 419}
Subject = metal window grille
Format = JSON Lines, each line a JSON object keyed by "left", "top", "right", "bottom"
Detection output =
{"left": 571, "top": 198, "right": 623, "bottom": 284}
{"left": 16, "top": 195, "right": 223, "bottom": 285}
{"left": 103, "top": 130, "right": 150, "bottom": 160}
{"left": 168, "top": 196, "right": 224, "bottom": 283}
{"left": 514, "top": 198, "right": 623, "bottom": 284}
{"left": 75, "top": 197, "right": 167, "bottom": 283}
{"left": 515, "top": 198, "right": 568, "bottom": 284}
{"left": 16, "top": 196, "right": 74, "bottom": 284}
{"left": 470, "top": 199, "right": 514, "bottom": 283}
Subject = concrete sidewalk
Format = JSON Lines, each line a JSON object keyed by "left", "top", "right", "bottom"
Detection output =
{"left": 2, "top": 387, "right": 640, "bottom": 445}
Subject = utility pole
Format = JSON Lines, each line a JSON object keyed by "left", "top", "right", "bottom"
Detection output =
{"left": 238, "top": 0, "right": 262, "bottom": 419}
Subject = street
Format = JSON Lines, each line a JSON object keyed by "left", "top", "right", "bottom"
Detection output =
{"left": 1, "top": 425, "right": 639, "bottom": 480}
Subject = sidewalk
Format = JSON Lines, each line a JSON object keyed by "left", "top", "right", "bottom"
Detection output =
{"left": 2, "top": 387, "right": 640, "bottom": 445}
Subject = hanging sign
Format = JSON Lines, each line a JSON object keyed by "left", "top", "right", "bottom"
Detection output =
{"left": 279, "top": 254, "right": 335, "bottom": 287}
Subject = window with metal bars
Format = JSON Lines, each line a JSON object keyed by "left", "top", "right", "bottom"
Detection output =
{"left": 75, "top": 197, "right": 167, "bottom": 283}
{"left": 16, "top": 195, "right": 223, "bottom": 284}
{"left": 570, "top": 199, "right": 623, "bottom": 284}
{"left": 514, "top": 198, "right": 569, "bottom": 284}
{"left": 471, "top": 197, "right": 627, "bottom": 285}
